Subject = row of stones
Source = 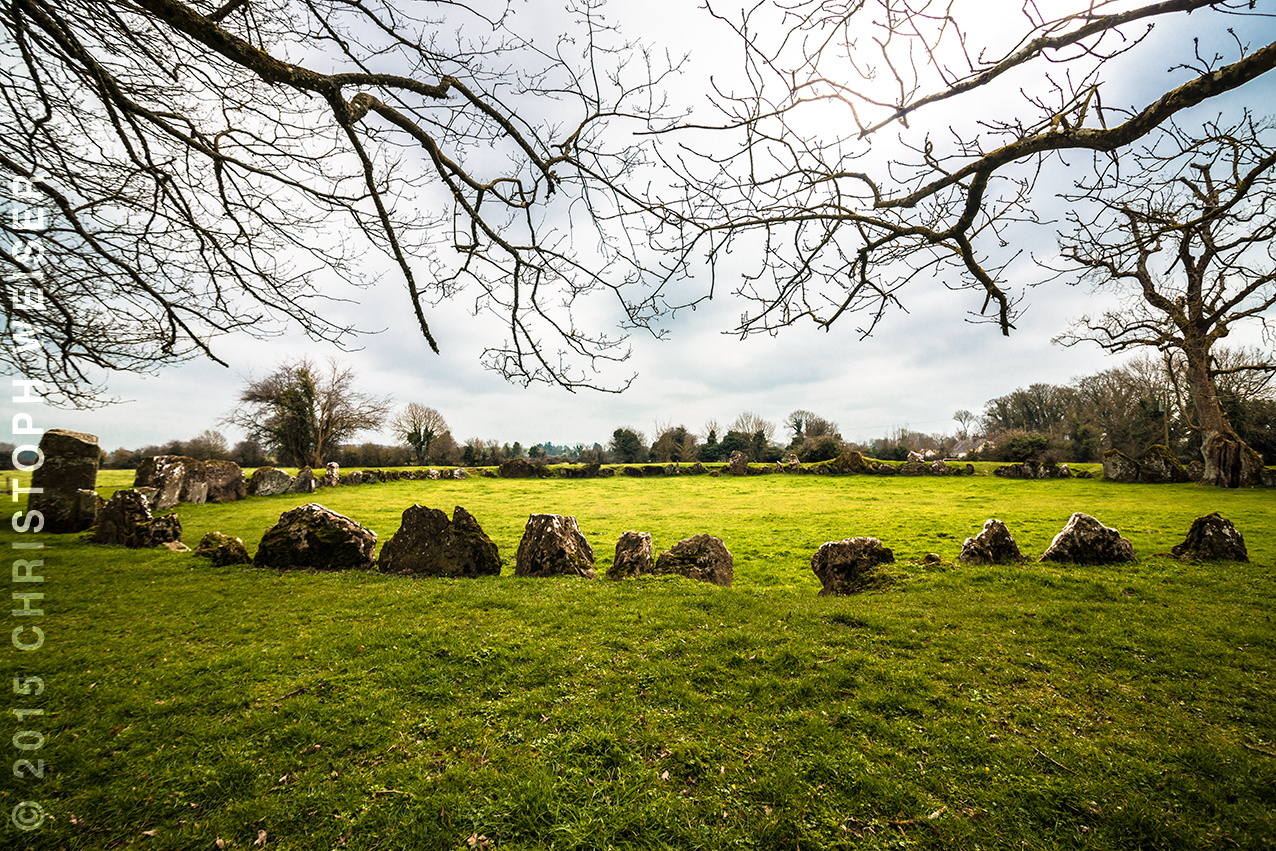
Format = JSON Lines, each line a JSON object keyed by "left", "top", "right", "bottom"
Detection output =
{"left": 180, "top": 501, "right": 1250, "bottom": 597}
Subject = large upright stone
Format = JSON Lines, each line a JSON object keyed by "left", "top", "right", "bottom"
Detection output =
{"left": 254, "top": 503, "right": 377, "bottom": 570}
{"left": 608, "top": 531, "right": 654, "bottom": 580}
{"left": 810, "top": 537, "right": 894, "bottom": 596}
{"left": 27, "top": 429, "right": 99, "bottom": 533}
{"left": 653, "top": 534, "right": 733, "bottom": 586}
{"left": 515, "top": 514, "right": 596, "bottom": 578}
{"left": 378, "top": 504, "right": 501, "bottom": 577}
{"left": 1171, "top": 513, "right": 1249, "bottom": 562}
{"left": 205, "top": 460, "right": 248, "bottom": 502}
{"left": 728, "top": 451, "right": 749, "bottom": 476}
{"left": 1040, "top": 513, "right": 1135, "bottom": 565}
{"left": 958, "top": 519, "right": 1024, "bottom": 565}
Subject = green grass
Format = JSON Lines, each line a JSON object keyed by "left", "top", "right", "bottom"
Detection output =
{"left": 3, "top": 470, "right": 1274, "bottom": 850}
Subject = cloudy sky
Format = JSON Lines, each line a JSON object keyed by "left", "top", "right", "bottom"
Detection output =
{"left": 10, "top": 0, "right": 1276, "bottom": 453}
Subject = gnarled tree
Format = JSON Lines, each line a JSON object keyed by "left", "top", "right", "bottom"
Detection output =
{"left": 1055, "top": 117, "right": 1275, "bottom": 487}
{"left": 1, "top": 0, "right": 683, "bottom": 404}
{"left": 223, "top": 356, "right": 392, "bottom": 467}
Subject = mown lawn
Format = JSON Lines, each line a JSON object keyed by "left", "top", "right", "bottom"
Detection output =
{"left": 3, "top": 469, "right": 1273, "bottom": 850}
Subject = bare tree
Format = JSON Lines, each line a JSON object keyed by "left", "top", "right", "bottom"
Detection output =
{"left": 1, "top": 0, "right": 684, "bottom": 404}
{"left": 1054, "top": 116, "right": 1275, "bottom": 485}
{"left": 952, "top": 410, "right": 977, "bottom": 439}
{"left": 223, "top": 356, "right": 391, "bottom": 467}
{"left": 661, "top": 1, "right": 1275, "bottom": 344}
{"left": 729, "top": 411, "right": 775, "bottom": 444}
{"left": 390, "top": 403, "right": 449, "bottom": 466}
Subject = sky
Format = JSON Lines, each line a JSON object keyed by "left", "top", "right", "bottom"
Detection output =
{"left": 6, "top": 0, "right": 1276, "bottom": 454}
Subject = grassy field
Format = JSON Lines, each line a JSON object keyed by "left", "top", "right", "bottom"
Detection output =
{"left": 2, "top": 468, "right": 1274, "bottom": 850}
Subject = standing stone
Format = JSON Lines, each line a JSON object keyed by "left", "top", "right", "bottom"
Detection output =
{"left": 194, "top": 532, "right": 252, "bottom": 566}
{"left": 248, "top": 467, "right": 295, "bottom": 496}
{"left": 1040, "top": 513, "right": 1136, "bottom": 565}
{"left": 1171, "top": 513, "right": 1249, "bottom": 562}
{"left": 92, "top": 489, "right": 182, "bottom": 548}
{"left": 290, "top": 467, "right": 317, "bottom": 493}
{"left": 781, "top": 452, "right": 801, "bottom": 472}
{"left": 204, "top": 460, "right": 248, "bottom": 502}
{"left": 27, "top": 429, "right": 99, "bottom": 533}
{"left": 378, "top": 504, "right": 501, "bottom": 577}
{"left": 452, "top": 468, "right": 468, "bottom": 480}
{"left": 828, "top": 450, "right": 872, "bottom": 474}
{"left": 653, "top": 534, "right": 733, "bottom": 586}
{"left": 427, "top": 468, "right": 442, "bottom": 480}
{"left": 728, "top": 451, "right": 749, "bottom": 475}
{"left": 1102, "top": 449, "right": 1141, "bottom": 483}
{"left": 958, "top": 519, "right": 1024, "bottom": 565}
{"left": 134, "top": 455, "right": 204, "bottom": 509}
{"left": 323, "top": 462, "right": 341, "bottom": 487}
{"left": 499, "top": 458, "right": 539, "bottom": 478}
{"left": 810, "top": 537, "right": 894, "bottom": 596}
{"left": 254, "top": 503, "right": 377, "bottom": 570}
{"left": 1139, "top": 445, "right": 1189, "bottom": 484}
{"left": 608, "top": 531, "right": 654, "bottom": 580}
{"left": 515, "top": 514, "right": 596, "bottom": 578}
{"left": 930, "top": 459, "right": 951, "bottom": 476}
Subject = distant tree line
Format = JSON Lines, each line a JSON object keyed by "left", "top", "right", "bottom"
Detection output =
{"left": 76, "top": 348, "right": 1275, "bottom": 473}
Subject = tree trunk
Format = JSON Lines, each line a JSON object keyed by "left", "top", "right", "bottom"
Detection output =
{"left": 1184, "top": 342, "right": 1264, "bottom": 487}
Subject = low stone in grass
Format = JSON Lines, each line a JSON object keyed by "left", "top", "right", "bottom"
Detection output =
{"left": 1040, "top": 513, "right": 1135, "bottom": 565}
{"left": 195, "top": 532, "right": 252, "bottom": 566}
{"left": 811, "top": 537, "right": 894, "bottom": 596}
{"left": 515, "top": 514, "right": 596, "bottom": 578}
{"left": 378, "top": 504, "right": 501, "bottom": 577}
{"left": 1171, "top": 513, "right": 1248, "bottom": 562}
{"left": 609, "top": 531, "right": 653, "bottom": 580}
{"left": 653, "top": 535, "right": 734, "bottom": 586}
{"left": 254, "top": 503, "right": 376, "bottom": 570}
{"left": 959, "top": 519, "right": 1024, "bottom": 565}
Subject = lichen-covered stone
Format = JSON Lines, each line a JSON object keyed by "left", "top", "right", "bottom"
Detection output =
{"left": 195, "top": 532, "right": 252, "bottom": 566}
{"left": 811, "top": 537, "right": 894, "bottom": 596}
{"left": 248, "top": 466, "right": 295, "bottom": 496}
{"left": 92, "top": 489, "right": 182, "bottom": 548}
{"left": 378, "top": 504, "right": 500, "bottom": 577}
{"left": 959, "top": 519, "right": 1023, "bottom": 565}
{"left": 1040, "top": 513, "right": 1135, "bottom": 565}
{"left": 1103, "top": 449, "right": 1141, "bottom": 483}
{"left": 1171, "top": 513, "right": 1248, "bottom": 562}
{"left": 1139, "top": 445, "right": 1189, "bottom": 484}
{"left": 728, "top": 451, "right": 749, "bottom": 476}
{"left": 608, "top": 531, "right": 654, "bottom": 580}
{"left": 652, "top": 534, "right": 733, "bottom": 586}
{"left": 254, "top": 503, "right": 376, "bottom": 570}
{"left": 515, "top": 514, "right": 596, "bottom": 578}
{"left": 27, "top": 429, "right": 99, "bottom": 533}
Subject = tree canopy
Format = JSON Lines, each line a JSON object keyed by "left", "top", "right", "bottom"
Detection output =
{"left": 1, "top": 0, "right": 682, "bottom": 403}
